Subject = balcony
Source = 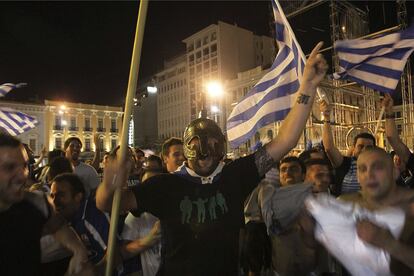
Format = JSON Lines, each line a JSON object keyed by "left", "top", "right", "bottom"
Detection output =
{"left": 68, "top": 126, "right": 78, "bottom": 131}
{"left": 97, "top": 127, "right": 106, "bottom": 132}
{"left": 83, "top": 127, "right": 93, "bottom": 132}
{"left": 110, "top": 128, "right": 118, "bottom": 133}
{"left": 53, "top": 125, "right": 63, "bottom": 130}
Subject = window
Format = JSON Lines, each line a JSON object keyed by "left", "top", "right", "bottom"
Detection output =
{"left": 196, "top": 39, "right": 201, "bottom": 48}
{"left": 111, "top": 118, "right": 117, "bottom": 130}
{"left": 98, "top": 118, "right": 104, "bottom": 129}
{"left": 211, "top": 44, "right": 217, "bottom": 52}
{"left": 196, "top": 51, "right": 201, "bottom": 59}
{"left": 211, "top": 59, "right": 217, "bottom": 66}
{"left": 55, "top": 137, "right": 62, "bottom": 149}
{"left": 99, "top": 137, "right": 104, "bottom": 149}
{"left": 55, "top": 115, "right": 61, "bottom": 127}
{"left": 85, "top": 138, "right": 91, "bottom": 151}
{"left": 111, "top": 139, "right": 117, "bottom": 150}
{"left": 203, "top": 36, "right": 209, "bottom": 45}
{"left": 85, "top": 117, "right": 91, "bottom": 128}
{"left": 203, "top": 47, "right": 209, "bottom": 56}
{"left": 187, "top": 43, "right": 194, "bottom": 52}
{"left": 29, "top": 138, "right": 37, "bottom": 153}
{"left": 70, "top": 116, "right": 76, "bottom": 128}
{"left": 211, "top": 32, "right": 216, "bottom": 41}
{"left": 189, "top": 55, "right": 194, "bottom": 62}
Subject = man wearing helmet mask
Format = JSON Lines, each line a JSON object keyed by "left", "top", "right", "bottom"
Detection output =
{"left": 97, "top": 42, "right": 328, "bottom": 275}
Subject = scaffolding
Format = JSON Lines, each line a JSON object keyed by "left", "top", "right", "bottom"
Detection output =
{"left": 276, "top": 0, "right": 413, "bottom": 153}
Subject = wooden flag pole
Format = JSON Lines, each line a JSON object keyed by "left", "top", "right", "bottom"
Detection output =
{"left": 105, "top": 1, "right": 148, "bottom": 275}
{"left": 374, "top": 106, "right": 385, "bottom": 136}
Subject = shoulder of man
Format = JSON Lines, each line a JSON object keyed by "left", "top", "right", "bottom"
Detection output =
{"left": 23, "top": 191, "right": 50, "bottom": 218}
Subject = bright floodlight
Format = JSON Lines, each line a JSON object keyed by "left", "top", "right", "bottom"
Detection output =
{"left": 147, "top": 86, "right": 157, "bottom": 93}
{"left": 206, "top": 81, "right": 223, "bottom": 98}
{"left": 211, "top": 105, "right": 220, "bottom": 113}
{"left": 60, "top": 104, "right": 66, "bottom": 110}
{"left": 61, "top": 120, "right": 67, "bottom": 126}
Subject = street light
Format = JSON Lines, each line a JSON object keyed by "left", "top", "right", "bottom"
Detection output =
{"left": 206, "top": 81, "right": 223, "bottom": 98}
{"left": 200, "top": 80, "right": 224, "bottom": 119}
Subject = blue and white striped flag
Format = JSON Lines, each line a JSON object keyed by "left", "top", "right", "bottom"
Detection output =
{"left": 0, "top": 108, "right": 38, "bottom": 136}
{"left": 333, "top": 25, "right": 414, "bottom": 93}
{"left": 226, "top": 0, "right": 306, "bottom": 149}
{"left": 0, "top": 83, "right": 27, "bottom": 97}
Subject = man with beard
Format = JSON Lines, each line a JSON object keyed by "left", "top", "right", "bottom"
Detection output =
{"left": 97, "top": 42, "right": 328, "bottom": 275}
{"left": 64, "top": 137, "right": 100, "bottom": 196}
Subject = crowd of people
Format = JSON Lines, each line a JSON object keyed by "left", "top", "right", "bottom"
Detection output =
{"left": 0, "top": 43, "right": 413, "bottom": 275}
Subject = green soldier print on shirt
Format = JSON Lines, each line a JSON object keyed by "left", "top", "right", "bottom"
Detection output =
{"left": 180, "top": 196, "right": 193, "bottom": 224}
{"left": 179, "top": 192, "right": 228, "bottom": 224}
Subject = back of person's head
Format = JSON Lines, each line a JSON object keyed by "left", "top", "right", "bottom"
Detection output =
{"left": 134, "top": 147, "right": 145, "bottom": 158}
{"left": 146, "top": 154, "right": 163, "bottom": 170}
{"left": 48, "top": 149, "right": 66, "bottom": 164}
{"left": 53, "top": 173, "right": 85, "bottom": 196}
{"left": 141, "top": 168, "right": 163, "bottom": 182}
{"left": 161, "top": 137, "right": 183, "bottom": 158}
{"left": 48, "top": 157, "right": 74, "bottom": 181}
{"left": 0, "top": 133, "right": 21, "bottom": 148}
{"left": 353, "top": 132, "right": 376, "bottom": 147}
{"left": 304, "top": 158, "right": 331, "bottom": 169}
{"left": 64, "top": 137, "right": 82, "bottom": 151}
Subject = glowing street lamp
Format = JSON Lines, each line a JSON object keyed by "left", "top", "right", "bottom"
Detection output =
{"left": 206, "top": 81, "right": 223, "bottom": 98}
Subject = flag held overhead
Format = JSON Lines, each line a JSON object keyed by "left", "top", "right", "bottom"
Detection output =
{"left": 226, "top": 0, "right": 306, "bottom": 149}
{"left": 333, "top": 24, "right": 414, "bottom": 93}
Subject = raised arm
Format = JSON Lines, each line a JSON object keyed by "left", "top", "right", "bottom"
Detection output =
{"left": 96, "top": 154, "right": 137, "bottom": 213}
{"left": 383, "top": 93, "right": 411, "bottom": 164}
{"left": 256, "top": 42, "right": 328, "bottom": 176}
{"left": 320, "top": 100, "right": 344, "bottom": 168}
{"left": 120, "top": 221, "right": 161, "bottom": 260}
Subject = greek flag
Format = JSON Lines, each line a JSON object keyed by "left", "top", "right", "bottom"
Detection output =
{"left": 0, "top": 83, "right": 27, "bottom": 97}
{"left": 333, "top": 25, "right": 414, "bottom": 93}
{"left": 226, "top": 0, "right": 305, "bottom": 149}
{"left": 0, "top": 108, "right": 38, "bottom": 136}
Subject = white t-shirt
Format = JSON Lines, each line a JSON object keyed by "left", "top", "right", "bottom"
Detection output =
{"left": 122, "top": 212, "right": 161, "bottom": 276}
{"left": 74, "top": 162, "right": 100, "bottom": 196}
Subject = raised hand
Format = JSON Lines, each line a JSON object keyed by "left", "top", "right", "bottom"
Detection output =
{"left": 302, "top": 42, "right": 328, "bottom": 89}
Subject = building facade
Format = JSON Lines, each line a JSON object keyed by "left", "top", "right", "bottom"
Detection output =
{"left": 153, "top": 21, "right": 275, "bottom": 140}
{"left": 155, "top": 54, "right": 188, "bottom": 140}
{"left": 44, "top": 100, "right": 123, "bottom": 155}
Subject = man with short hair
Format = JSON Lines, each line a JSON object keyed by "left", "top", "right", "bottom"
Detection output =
{"left": 321, "top": 100, "right": 376, "bottom": 195}
{"left": 64, "top": 137, "right": 100, "bottom": 196}
{"left": 50, "top": 173, "right": 111, "bottom": 267}
{"left": 304, "top": 158, "right": 331, "bottom": 194}
{"left": 339, "top": 147, "right": 414, "bottom": 274}
{"left": 279, "top": 156, "right": 305, "bottom": 187}
{"left": 161, "top": 137, "right": 185, "bottom": 173}
{"left": 0, "top": 134, "right": 89, "bottom": 275}
{"left": 97, "top": 43, "right": 328, "bottom": 275}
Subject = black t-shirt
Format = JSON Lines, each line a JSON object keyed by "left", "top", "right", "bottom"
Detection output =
{"left": 131, "top": 154, "right": 261, "bottom": 276}
{"left": 0, "top": 199, "right": 47, "bottom": 276}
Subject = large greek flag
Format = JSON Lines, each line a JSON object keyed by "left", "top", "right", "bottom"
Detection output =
{"left": 0, "top": 83, "right": 27, "bottom": 97}
{"left": 226, "top": 0, "right": 305, "bottom": 149}
{"left": 333, "top": 25, "right": 414, "bottom": 93}
{"left": 0, "top": 108, "right": 38, "bottom": 136}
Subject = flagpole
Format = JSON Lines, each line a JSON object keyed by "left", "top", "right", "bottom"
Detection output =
{"left": 105, "top": 1, "right": 148, "bottom": 275}
{"left": 374, "top": 106, "right": 385, "bottom": 135}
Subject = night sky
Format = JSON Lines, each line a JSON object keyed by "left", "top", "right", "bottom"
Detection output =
{"left": 0, "top": 1, "right": 411, "bottom": 106}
